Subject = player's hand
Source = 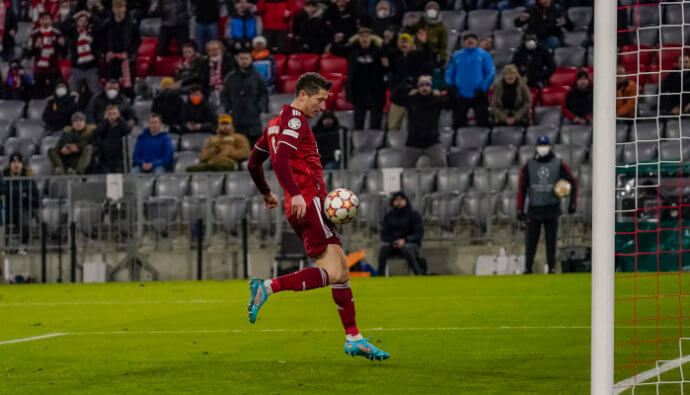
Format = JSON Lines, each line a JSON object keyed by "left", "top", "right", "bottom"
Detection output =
{"left": 291, "top": 195, "right": 307, "bottom": 220}
{"left": 262, "top": 192, "right": 279, "bottom": 210}
{"left": 395, "top": 238, "right": 405, "bottom": 247}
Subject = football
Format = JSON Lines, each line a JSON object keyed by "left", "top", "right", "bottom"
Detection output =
{"left": 323, "top": 188, "right": 360, "bottom": 224}
{"left": 554, "top": 179, "right": 572, "bottom": 198}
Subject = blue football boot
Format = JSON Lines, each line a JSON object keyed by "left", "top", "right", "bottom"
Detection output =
{"left": 344, "top": 338, "right": 390, "bottom": 361}
{"left": 247, "top": 278, "right": 269, "bottom": 323}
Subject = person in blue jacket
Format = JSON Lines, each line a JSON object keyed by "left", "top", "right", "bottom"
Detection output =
{"left": 132, "top": 113, "right": 175, "bottom": 174}
{"left": 226, "top": 0, "right": 258, "bottom": 54}
{"left": 444, "top": 32, "right": 496, "bottom": 128}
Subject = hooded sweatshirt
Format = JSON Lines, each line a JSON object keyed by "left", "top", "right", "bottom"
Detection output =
{"left": 564, "top": 72, "right": 593, "bottom": 121}
{"left": 380, "top": 192, "right": 424, "bottom": 245}
{"left": 132, "top": 126, "right": 174, "bottom": 168}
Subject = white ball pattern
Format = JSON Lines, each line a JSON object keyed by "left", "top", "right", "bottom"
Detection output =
{"left": 323, "top": 188, "right": 360, "bottom": 224}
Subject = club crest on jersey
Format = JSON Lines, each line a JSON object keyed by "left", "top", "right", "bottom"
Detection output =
{"left": 288, "top": 117, "right": 301, "bottom": 130}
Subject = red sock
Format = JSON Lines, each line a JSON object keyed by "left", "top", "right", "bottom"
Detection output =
{"left": 270, "top": 267, "right": 329, "bottom": 293}
{"left": 331, "top": 280, "right": 360, "bottom": 336}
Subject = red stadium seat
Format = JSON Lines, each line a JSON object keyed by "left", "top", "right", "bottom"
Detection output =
{"left": 138, "top": 37, "right": 158, "bottom": 58}
{"left": 168, "top": 40, "right": 180, "bottom": 56}
{"left": 152, "top": 56, "right": 182, "bottom": 77}
{"left": 284, "top": 53, "right": 319, "bottom": 77}
{"left": 279, "top": 75, "right": 300, "bottom": 94}
{"left": 645, "top": 63, "right": 668, "bottom": 84}
{"left": 549, "top": 67, "right": 578, "bottom": 87}
{"left": 659, "top": 44, "right": 683, "bottom": 71}
{"left": 273, "top": 54, "right": 286, "bottom": 80}
{"left": 322, "top": 73, "right": 345, "bottom": 109}
{"left": 541, "top": 86, "right": 569, "bottom": 107}
{"left": 620, "top": 45, "right": 656, "bottom": 72}
{"left": 334, "top": 91, "right": 353, "bottom": 111}
{"left": 137, "top": 57, "right": 152, "bottom": 78}
{"left": 583, "top": 67, "right": 593, "bottom": 82}
{"left": 319, "top": 54, "right": 347, "bottom": 76}
{"left": 59, "top": 59, "right": 71, "bottom": 82}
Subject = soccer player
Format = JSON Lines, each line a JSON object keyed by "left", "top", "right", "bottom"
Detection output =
{"left": 246, "top": 72, "right": 390, "bottom": 361}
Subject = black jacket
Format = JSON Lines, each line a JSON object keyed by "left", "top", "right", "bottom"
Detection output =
{"left": 93, "top": 117, "right": 131, "bottom": 165}
{"left": 331, "top": 36, "right": 388, "bottom": 106}
{"left": 64, "top": 20, "right": 102, "bottom": 70}
{"left": 387, "top": 46, "right": 434, "bottom": 89}
{"left": 514, "top": 3, "right": 570, "bottom": 40}
{"left": 2, "top": 167, "right": 38, "bottom": 214}
{"left": 42, "top": 93, "right": 79, "bottom": 132}
{"left": 293, "top": 11, "right": 329, "bottom": 54}
{"left": 380, "top": 199, "right": 424, "bottom": 246}
{"left": 391, "top": 84, "right": 451, "bottom": 149}
{"left": 518, "top": 151, "right": 578, "bottom": 220}
{"left": 1, "top": 7, "right": 17, "bottom": 52}
{"left": 204, "top": 54, "right": 236, "bottom": 88}
{"left": 661, "top": 69, "right": 690, "bottom": 114}
{"left": 182, "top": 98, "right": 217, "bottom": 134}
{"left": 86, "top": 91, "right": 136, "bottom": 124}
{"left": 174, "top": 56, "right": 209, "bottom": 88}
{"left": 151, "top": 91, "right": 186, "bottom": 129}
{"left": 564, "top": 84, "right": 593, "bottom": 120}
{"left": 221, "top": 67, "right": 268, "bottom": 129}
{"left": 192, "top": 0, "right": 220, "bottom": 24}
{"left": 155, "top": 0, "right": 189, "bottom": 27}
{"left": 97, "top": 15, "right": 141, "bottom": 58}
{"left": 313, "top": 112, "right": 343, "bottom": 164}
{"left": 323, "top": 1, "right": 358, "bottom": 39}
{"left": 512, "top": 44, "right": 556, "bottom": 89}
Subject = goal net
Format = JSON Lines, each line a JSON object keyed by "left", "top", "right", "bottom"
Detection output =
{"left": 612, "top": 1, "right": 690, "bottom": 393}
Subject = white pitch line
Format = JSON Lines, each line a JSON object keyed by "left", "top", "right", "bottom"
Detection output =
{"left": 0, "top": 299, "right": 227, "bottom": 307}
{"left": 0, "top": 333, "right": 68, "bottom": 345}
{"left": 613, "top": 354, "right": 690, "bottom": 394}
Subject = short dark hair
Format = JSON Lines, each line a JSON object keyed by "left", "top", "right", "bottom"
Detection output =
{"left": 39, "top": 11, "right": 51, "bottom": 19}
{"left": 149, "top": 112, "right": 162, "bottom": 121}
{"left": 295, "top": 72, "right": 332, "bottom": 97}
{"left": 236, "top": 48, "right": 252, "bottom": 56}
{"left": 182, "top": 40, "right": 198, "bottom": 52}
{"left": 188, "top": 84, "right": 203, "bottom": 94}
{"left": 463, "top": 32, "right": 478, "bottom": 41}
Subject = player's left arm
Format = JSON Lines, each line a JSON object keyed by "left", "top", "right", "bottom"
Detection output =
{"left": 560, "top": 161, "right": 578, "bottom": 212}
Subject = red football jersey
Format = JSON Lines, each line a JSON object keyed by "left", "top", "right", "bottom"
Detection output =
{"left": 255, "top": 105, "right": 326, "bottom": 216}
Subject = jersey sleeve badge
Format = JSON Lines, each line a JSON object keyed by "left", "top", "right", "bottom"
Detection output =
{"left": 288, "top": 117, "right": 302, "bottom": 130}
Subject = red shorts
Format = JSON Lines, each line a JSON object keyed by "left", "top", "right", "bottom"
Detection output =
{"left": 287, "top": 196, "right": 340, "bottom": 258}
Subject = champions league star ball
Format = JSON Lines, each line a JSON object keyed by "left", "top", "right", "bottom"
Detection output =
{"left": 554, "top": 179, "right": 572, "bottom": 198}
{"left": 323, "top": 188, "right": 360, "bottom": 224}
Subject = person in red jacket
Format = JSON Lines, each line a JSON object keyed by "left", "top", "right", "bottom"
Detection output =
{"left": 256, "top": 0, "right": 296, "bottom": 54}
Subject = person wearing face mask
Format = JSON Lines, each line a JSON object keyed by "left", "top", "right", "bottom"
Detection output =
{"left": 616, "top": 65, "right": 637, "bottom": 118}
{"left": 511, "top": 31, "right": 556, "bottom": 89}
{"left": 312, "top": 111, "right": 344, "bottom": 169}
{"left": 187, "top": 114, "right": 251, "bottom": 172}
{"left": 416, "top": 1, "right": 447, "bottom": 65}
{"left": 174, "top": 41, "right": 208, "bottom": 89}
{"left": 42, "top": 80, "right": 78, "bottom": 133}
{"left": 517, "top": 136, "right": 578, "bottom": 274}
{"left": 93, "top": 105, "right": 130, "bottom": 173}
{"left": 444, "top": 32, "right": 495, "bottom": 128}
{"left": 514, "top": 0, "right": 570, "bottom": 50}
{"left": 292, "top": 0, "right": 328, "bottom": 54}
{"left": 182, "top": 85, "right": 217, "bottom": 134}
{"left": 65, "top": 10, "right": 102, "bottom": 96}
{"left": 563, "top": 70, "right": 593, "bottom": 125}
{"left": 370, "top": 0, "right": 398, "bottom": 38}
{"left": 490, "top": 64, "right": 531, "bottom": 126}
{"left": 378, "top": 191, "right": 425, "bottom": 276}
{"left": 86, "top": 79, "right": 136, "bottom": 125}
{"left": 151, "top": 77, "right": 185, "bottom": 134}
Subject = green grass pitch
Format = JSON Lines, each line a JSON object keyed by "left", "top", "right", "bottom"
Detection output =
{"left": 0, "top": 273, "right": 667, "bottom": 394}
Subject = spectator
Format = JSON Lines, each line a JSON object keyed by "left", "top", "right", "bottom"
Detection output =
{"left": 132, "top": 113, "right": 174, "bottom": 174}
{"left": 417, "top": 1, "right": 447, "bottom": 65}
{"left": 378, "top": 191, "right": 425, "bottom": 276}
{"left": 220, "top": 49, "right": 268, "bottom": 142}
{"left": 99, "top": 0, "right": 140, "bottom": 97}
{"left": 151, "top": 77, "right": 185, "bottom": 133}
{"left": 517, "top": 136, "right": 577, "bottom": 274}
{"left": 48, "top": 111, "right": 96, "bottom": 175}
{"left": 387, "top": 32, "right": 433, "bottom": 130}
{"left": 65, "top": 10, "right": 101, "bottom": 95}
{"left": 53, "top": 0, "right": 74, "bottom": 37}
{"left": 205, "top": 40, "right": 236, "bottom": 96}
{"left": 371, "top": 0, "right": 398, "bottom": 38}
{"left": 226, "top": 0, "right": 257, "bottom": 54}
{"left": 3, "top": 152, "right": 38, "bottom": 253}
{"left": 323, "top": 0, "right": 358, "bottom": 45}
{"left": 0, "top": 1, "right": 18, "bottom": 61}
{"left": 313, "top": 111, "right": 344, "bottom": 169}
{"left": 250, "top": 36, "right": 277, "bottom": 92}
{"left": 42, "top": 80, "right": 79, "bottom": 133}
{"left": 514, "top": 0, "right": 569, "bottom": 50}
{"left": 445, "top": 32, "right": 495, "bottom": 128}
{"left": 30, "top": 11, "right": 64, "bottom": 97}
{"left": 187, "top": 114, "right": 250, "bottom": 172}
{"left": 661, "top": 55, "right": 690, "bottom": 116}
{"left": 150, "top": 0, "right": 188, "bottom": 57}
{"left": 174, "top": 41, "right": 208, "bottom": 89}
{"left": 93, "top": 105, "right": 130, "bottom": 173}
{"left": 182, "top": 85, "right": 216, "bottom": 134}
{"left": 479, "top": 34, "right": 493, "bottom": 52}
{"left": 391, "top": 74, "right": 450, "bottom": 167}
{"left": 564, "top": 70, "right": 593, "bottom": 125}
{"left": 192, "top": 0, "right": 220, "bottom": 51}
{"left": 256, "top": 0, "right": 295, "bottom": 53}
{"left": 30, "top": 0, "right": 59, "bottom": 23}
{"left": 331, "top": 27, "right": 388, "bottom": 130}
{"left": 490, "top": 64, "right": 531, "bottom": 127}
{"left": 293, "top": 0, "right": 328, "bottom": 54}
{"left": 616, "top": 65, "right": 637, "bottom": 118}
{"left": 86, "top": 79, "right": 136, "bottom": 125}
{"left": 512, "top": 32, "right": 556, "bottom": 89}
{"left": 463, "top": 0, "right": 522, "bottom": 11}
{"left": 1, "top": 59, "right": 34, "bottom": 101}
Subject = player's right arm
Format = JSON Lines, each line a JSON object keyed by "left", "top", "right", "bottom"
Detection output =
{"left": 247, "top": 133, "right": 279, "bottom": 209}
{"left": 272, "top": 114, "right": 309, "bottom": 220}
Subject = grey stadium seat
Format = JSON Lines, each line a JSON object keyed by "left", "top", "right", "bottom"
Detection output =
{"left": 630, "top": 120, "right": 661, "bottom": 141}
{"left": 482, "top": 145, "right": 516, "bottom": 169}
{"left": 180, "top": 196, "right": 208, "bottom": 224}
{"left": 15, "top": 119, "right": 45, "bottom": 141}
{"left": 440, "top": 10, "right": 466, "bottom": 33}
{"left": 448, "top": 148, "right": 482, "bottom": 168}
{"left": 436, "top": 167, "right": 472, "bottom": 194}
{"left": 554, "top": 144, "right": 587, "bottom": 168}
{"left": 505, "top": 167, "right": 521, "bottom": 191}
{"left": 29, "top": 155, "right": 52, "bottom": 176}
{"left": 439, "top": 127, "right": 455, "bottom": 147}
{"left": 664, "top": 2, "right": 690, "bottom": 24}
{"left": 40, "top": 135, "right": 60, "bottom": 155}
{"left": 376, "top": 148, "right": 406, "bottom": 168}
{"left": 351, "top": 129, "right": 384, "bottom": 153}
{"left": 659, "top": 26, "right": 688, "bottom": 46}
{"left": 154, "top": 175, "right": 189, "bottom": 197}
{"left": 347, "top": 150, "right": 376, "bottom": 170}
{"left": 427, "top": 193, "right": 463, "bottom": 230}
{"left": 334, "top": 111, "right": 354, "bottom": 131}
{"left": 660, "top": 139, "right": 690, "bottom": 161}
{"left": 637, "top": 83, "right": 658, "bottom": 116}
{"left": 499, "top": 7, "right": 525, "bottom": 29}
{"left": 145, "top": 76, "right": 164, "bottom": 98}
{"left": 268, "top": 94, "right": 294, "bottom": 114}
{"left": 73, "top": 200, "right": 103, "bottom": 236}
{"left": 225, "top": 172, "right": 255, "bottom": 197}
{"left": 4, "top": 137, "right": 36, "bottom": 158}
{"left": 467, "top": 10, "right": 499, "bottom": 36}
{"left": 518, "top": 145, "right": 534, "bottom": 164}
{"left": 347, "top": 171, "right": 367, "bottom": 195}
{"left": 180, "top": 133, "right": 212, "bottom": 151}
{"left": 364, "top": 170, "right": 385, "bottom": 194}
{"left": 553, "top": 47, "right": 586, "bottom": 68}
{"left": 41, "top": 198, "right": 68, "bottom": 234}
{"left": 402, "top": 169, "right": 436, "bottom": 209}
{"left": 534, "top": 106, "right": 562, "bottom": 127}
{"left": 173, "top": 151, "right": 199, "bottom": 173}
{"left": 493, "top": 29, "right": 523, "bottom": 50}
{"left": 27, "top": 99, "right": 47, "bottom": 120}
{"left": 189, "top": 174, "right": 224, "bottom": 197}
{"left": 144, "top": 196, "right": 179, "bottom": 229}
{"left": 567, "top": 6, "right": 593, "bottom": 29}
{"left": 578, "top": 164, "right": 593, "bottom": 191}
{"left": 525, "top": 125, "right": 559, "bottom": 146}
{"left": 665, "top": 118, "right": 690, "bottom": 138}
{"left": 402, "top": 11, "right": 424, "bottom": 27}
{"left": 472, "top": 167, "right": 507, "bottom": 193}
{"left": 169, "top": 133, "right": 181, "bottom": 151}
{"left": 491, "top": 48, "right": 516, "bottom": 71}
{"left": 616, "top": 122, "right": 630, "bottom": 143}
{"left": 491, "top": 126, "right": 524, "bottom": 146}
{"left": 560, "top": 125, "right": 592, "bottom": 146}
{"left": 140, "top": 18, "right": 162, "bottom": 37}
{"left": 386, "top": 129, "right": 407, "bottom": 149}
{"left": 447, "top": 30, "right": 461, "bottom": 58}
{"left": 132, "top": 100, "right": 153, "bottom": 123}
{"left": 15, "top": 22, "right": 32, "bottom": 48}
{"left": 439, "top": 109, "right": 454, "bottom": 128}
{"left": 0, "top": 100, "right": 25, "bottom": 121}
{"left": 456, "top": 127, "right": 490, "bottom": 149}
{"left": 562, "top": 30, "right": 588, "bottom": 48}
{"left": 633, "top": 29, "right": 658, "bottom": 47}
{"left": 0, "top": 120, "right": 12, "bottom": 142}
{"left": 630, "top": 4, "right": 660, "bottom": 27}
{"left": 213, "top": 196, "right": 248, "bottom": 232}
